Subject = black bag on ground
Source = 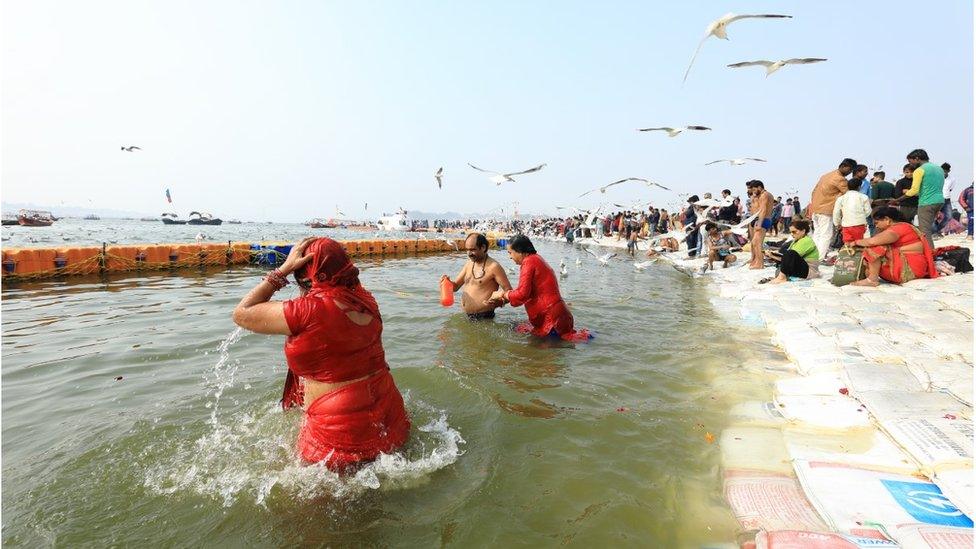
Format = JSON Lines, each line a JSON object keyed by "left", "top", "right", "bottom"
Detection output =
{"left": 936, "top": 247, "right": 973, "bottom": 273}
{"left": 829, "top": 229, "right": 843, "bottom": 250}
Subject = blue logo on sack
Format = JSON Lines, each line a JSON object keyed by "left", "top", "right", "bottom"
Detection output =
{"left": 881, "top": 480, "right": 973, "bottom": 527}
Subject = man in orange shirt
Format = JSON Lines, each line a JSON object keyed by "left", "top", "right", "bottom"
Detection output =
{"left": 747, "top": 180, "right": 775, "bottom": 269}
{"left": 809, "top": 158, "right": 857, "bottom": 257}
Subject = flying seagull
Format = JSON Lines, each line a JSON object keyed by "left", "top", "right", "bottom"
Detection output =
{"left": 727, "top": 58, "right": 827, "bottom": 77}
{"left": 715, "top": 212, "right": 760, "bottom": 236}
{"left": 682, "top": 13, "right": 793, "bottom": 84}
{"left": 705, "top": 158, "right": 767, "bottom": 166}
{"left": 579, "top": 177, "right": 670, "bottom": 198}
{"left": 439, "top": 236, "right": 459, "bottom": 251}
{"left": 637, "top": 126, "right": 711, "bottom": 137}
{"left": 633, "top": 260, "right": 654, "bottom": 271}
{"left": 121, "top": 146, "right": 141, "bottom": 152}
{"left": 583, "top": 247, "right": 616, "bottom": 266}
{"left": 468, "top": 163, "right": 547, "bottom": 185}
{"left": 434, "top": 167, "right": 444, "bottom": 189}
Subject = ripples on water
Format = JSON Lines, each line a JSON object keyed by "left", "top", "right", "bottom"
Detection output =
{"left": 2, "top": 240, "right": 789, "bottom": 546}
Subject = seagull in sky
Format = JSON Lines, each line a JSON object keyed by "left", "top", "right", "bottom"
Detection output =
{"left": 579, "top": 178, "right": 670, "bottom": 198}
{"left": 468, "top": 163, "right": 547, "bottom": 185}
{"left": 121, "top": 146, "right": 141, "bottom": 152}
{"left": 705, "top": 158, "right": 767, "bottom": 166}
{"left": 335, "top": 205, "right": 346, "bottom": 218}
{"left": 434, "top": 167, "right": 444, "bottom": 189}
{"left": 637, "top": 126, "right": 711, "bottom": 137}
{"left": 727, "top": 58, "right": 827, "bottom": 77}
{"left": 682, "top": 13, "right": 793, "bottom": 84}
{"left": 584, "top": 247, "right": 616, "bottom": 266}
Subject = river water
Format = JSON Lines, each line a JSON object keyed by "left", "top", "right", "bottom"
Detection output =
{"left": 1, "top": 221, "right": 788, "bottom": 547}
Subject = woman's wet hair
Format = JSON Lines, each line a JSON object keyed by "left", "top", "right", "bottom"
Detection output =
{"left": 872, "top": 206, "right": 904, "bottom": 222}
{"left": 508, "top": 235, "right": 537, "bottom": 254}
{"left": 791, "top": 219, "right": 810, "bottom": 233}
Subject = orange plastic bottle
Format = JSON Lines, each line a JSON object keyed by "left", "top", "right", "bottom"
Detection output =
{"left": 439, "top": 277, "right": 454, "bottom": 307}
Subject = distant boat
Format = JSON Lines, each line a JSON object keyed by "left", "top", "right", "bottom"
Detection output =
{"left": 2, "top": 213, "right": 18, "bottom": 226}
{"left": 187, "top": 211, "right": 222, "bottom": 226}
{"left": 18, "top": 209, "right": 56, "bottom": 227}
{"left": 377, "top": 211, "right": 410, "bottom": 232}
{"left": 139, "top": 216, "right": 158, "bottom": 222}
{"left": 227, "top": 219, "right": 242, "bottom": 225}
{"left": 83, "top": 214, "right": 100, "bottom": 220}
{"left": 161, "top": 212, "right": 186, "bottom": 225}
{"left": 306, "top": 218, "right": 338, "bottom": 229}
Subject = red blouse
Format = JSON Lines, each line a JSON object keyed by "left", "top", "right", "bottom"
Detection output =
{"left": 282, "top": 291, "right": 388, "bottom": 384}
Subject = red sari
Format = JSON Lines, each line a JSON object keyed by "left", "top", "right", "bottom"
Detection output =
{"left": 507, "top": 254, "right": 586, "bottom": 340}
{"left": 281, "top": 238, "right": 409, "bottom": 470}
{"left": 862, "top": 222, "right": 937, "bottom": 284}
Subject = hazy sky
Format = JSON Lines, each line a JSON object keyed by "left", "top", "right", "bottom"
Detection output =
{"left": 3, "top": 1, "right": 973, "bottom": 222}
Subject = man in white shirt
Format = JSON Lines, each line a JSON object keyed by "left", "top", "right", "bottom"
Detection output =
{"left": 937, "top": 162, "right": 955, "bottom": 233}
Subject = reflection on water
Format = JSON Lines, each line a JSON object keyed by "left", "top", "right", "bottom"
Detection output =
{"left": 2, "top": 240, "right": 782, "bottom": 546}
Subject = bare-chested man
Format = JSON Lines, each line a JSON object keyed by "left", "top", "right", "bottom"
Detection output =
{"left": 440, "top": 233, "right": 512, "bottom": 320}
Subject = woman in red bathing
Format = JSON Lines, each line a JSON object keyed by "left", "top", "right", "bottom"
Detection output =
{"left": 233, "top": 237, "right": 409, "bottom": 471}
{"left": 487, "top": 235, "right": 588, "bottom": 341}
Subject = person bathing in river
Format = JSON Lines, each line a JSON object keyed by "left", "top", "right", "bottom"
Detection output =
{"left": 441, "top": 233, "right": 512, "bottom": 320}
{"left": 486, "top": 235, "right": 587, "bottom": 341}
{"left": 232, "top": 237, "right": 410, "bottom": 471}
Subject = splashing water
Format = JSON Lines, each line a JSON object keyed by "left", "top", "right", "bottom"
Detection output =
{"left": 143, "top": 330, "right": 465, "bottom": 507}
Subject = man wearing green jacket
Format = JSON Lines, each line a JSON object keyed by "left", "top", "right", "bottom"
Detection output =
{"left": 897, "top": 148, "right": 944, "bottom": 247}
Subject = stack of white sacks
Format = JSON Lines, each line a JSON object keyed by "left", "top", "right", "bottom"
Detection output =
{"left": 708, "top": 238, "right": 973, "bottom": 548}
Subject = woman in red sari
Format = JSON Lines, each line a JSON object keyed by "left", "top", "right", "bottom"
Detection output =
{"left": 850, "top": 207, "right": 937, "bottom": 286}
{"left": 487, "top": 235, "right": 587, "bottom": 341}
{"left": 233, "top": 237, "right": 409, "bottom": 470}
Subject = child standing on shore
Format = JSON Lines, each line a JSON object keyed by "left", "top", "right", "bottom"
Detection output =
{"left": 833, "top": 179, "right": 874, "bottom": 243}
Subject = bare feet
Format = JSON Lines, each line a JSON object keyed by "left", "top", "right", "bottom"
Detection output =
{"left": 749, "top": 264, "right": 763, "bottom": 270}
{"left": 850, "top": 277, "right": 880, "bottom": 287}
{"left": 768, "top": 276, "right": 786, "bottom": 284}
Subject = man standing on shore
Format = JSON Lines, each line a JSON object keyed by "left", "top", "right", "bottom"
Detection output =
{"left": 937, "top": 163, "right": 956, "bottom": 233}
{"left": 896, "top": 149, "right": 944, "bottom": 248}
{"left": 747, "top": 180, "right": 774, "bottom": 269}
{"left": 441, "top": 233, "right": 512, "bottom": 320}
{"left": 809, "top": 158, "right": 857, "bottom": 256}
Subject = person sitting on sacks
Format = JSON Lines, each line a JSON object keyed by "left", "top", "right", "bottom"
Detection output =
{"left": 850, "top": 207, "right": 937, "bottom": 287}
{"left": 232, "top": 237, "right": 410, "bottom": 470}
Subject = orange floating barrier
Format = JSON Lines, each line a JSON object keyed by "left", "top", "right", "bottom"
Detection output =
{"left": 141, "top": 245, "right": 171, "bottom": 265}
{"left": 2, "top": 239, "right": 468, "bottom": 279}
{"left": 105, "top": 246, "right": 140, "bottom": 271}
{"left": 230, "top": 243, "right": 251, "bottom": 264}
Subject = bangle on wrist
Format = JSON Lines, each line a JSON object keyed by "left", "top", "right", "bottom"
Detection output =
{"left": 264, "top": 268, "right": 289, "bottom": 291}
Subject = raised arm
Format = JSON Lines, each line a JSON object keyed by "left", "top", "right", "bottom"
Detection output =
{"left": 233, "top": 237, "right": 315, "bottom": 335}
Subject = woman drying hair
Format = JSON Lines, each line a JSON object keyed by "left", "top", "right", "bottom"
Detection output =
{"left": 233, "top": 237, "right": 410, "bottom": 470}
